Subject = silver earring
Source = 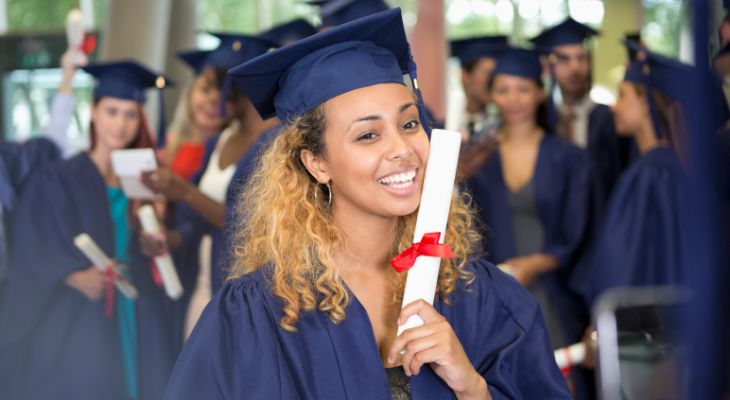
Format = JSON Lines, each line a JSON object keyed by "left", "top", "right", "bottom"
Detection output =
{"left": 314, "top": 182, "right": 332, "bottom": 208}
{"left": 325, "top": 182, "right": 332, "bottom": 208}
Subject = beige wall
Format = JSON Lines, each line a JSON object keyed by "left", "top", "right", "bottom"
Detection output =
{"left": 593, "top": 0, "right": 643, "bottom": 100}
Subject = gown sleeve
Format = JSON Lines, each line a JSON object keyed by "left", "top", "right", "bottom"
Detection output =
{"left": 463, "top": 260, "right": 572, "bottom": 399}
{"left": 164, "top": 274, "right": 297, "bottom": 400}
{"left": 541, "top": 145, "right": 602, "bottom": 270}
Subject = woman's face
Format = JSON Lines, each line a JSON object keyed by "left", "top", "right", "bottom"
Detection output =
{"left": 612, "top": 81, "right": 647, "bottom": 136}
{"left": 304, "top": 83, "right": 429, "bottom": 220}
{"left": 490, "top": 74, "right": 544, "bottom": 125}
{"left": 91, "top": 97, "right": 141, "bottom": 151}
{"left": 188, "top": 67, "right": 226, "bottom": 132}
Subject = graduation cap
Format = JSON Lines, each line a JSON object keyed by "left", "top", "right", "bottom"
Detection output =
{"left": 492, "top": 48, "right": 543, "bottom": 81}
{"left": 530, "top": 17, "right": 600, "bottom": 51}
{"left": 622, "top": 40, "right": 693, "bottom": 139}
{"left": 260, "top": 19, "right": 318, "bottom": 46}
{"left": 83, "top": 60, "right": 173, "bottom": 147}
{"left": 530, "top": 17, "right": 599, "bottom": 131}
{"left": 317, "top": 0, "right": 390, "bottom": 27}
{"left": 450, "top": 36, "right": 509, "bottom": 67}
{"left": 229, "top": 8, "right": 431, "bottom": 132}
{"left": 178, "top": 33, "right": 277, "bottom": 74}
{"left": 624, "top": 32, "right": 642, "bottom": 61}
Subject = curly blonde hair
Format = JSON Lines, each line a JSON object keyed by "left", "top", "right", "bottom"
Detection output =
{"left": 229, "top": 104, "right": 483, "bottom": 332}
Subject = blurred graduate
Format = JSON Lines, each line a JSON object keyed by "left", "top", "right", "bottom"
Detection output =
{"left": 0, "top": 61, "right": 170, "bottom": 399}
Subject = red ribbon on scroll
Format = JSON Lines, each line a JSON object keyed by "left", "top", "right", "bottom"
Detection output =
{"left": 390, "top": 232, "right": 455, "bottom": 273}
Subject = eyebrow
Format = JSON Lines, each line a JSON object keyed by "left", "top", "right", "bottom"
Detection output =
{"left": 347, "top": 102, "right": 417, "bottom": 131}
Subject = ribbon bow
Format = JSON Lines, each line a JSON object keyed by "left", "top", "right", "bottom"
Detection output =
{"left": 104, "top": 265, "right": 116, "bottom": 317}
{"left": 390, "top": 232, "right": 455, "bottom": 273}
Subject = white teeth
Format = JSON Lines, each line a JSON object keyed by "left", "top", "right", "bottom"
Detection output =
{"left": 378, "top": 169, "right": 416, "bottom": 185}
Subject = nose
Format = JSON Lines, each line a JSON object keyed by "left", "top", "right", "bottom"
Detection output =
{"left": 386, "top": 126, "right": 413, "bottom": 161}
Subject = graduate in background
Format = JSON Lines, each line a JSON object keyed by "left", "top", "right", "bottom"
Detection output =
{"left": 450, "top": 36, "right": 509, "bottom": 144}
{"left": 163, "top": 35, "right": 241, "bottom": 181}
{"left": 531, "top": 18, "right": 633, "bottom": 199}
{"left": 165, "top": 9, "right": 570, "bottom": 399}
{"left": 0, "top": 61, "right": 168, "bottom": 400}
{"left": 463, "top": 48, "right": 600, "bottom": 347}
{"left": 139, "top": 34, "right": 279, "bottom": 340}
{"left": 575, "top": 42, "right": 691, "bottom": 307}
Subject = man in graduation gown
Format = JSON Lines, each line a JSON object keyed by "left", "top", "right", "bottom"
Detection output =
{"left": 450, "top": 36, "right": 509, "bottom": 144}
{"left": 531, "top": 17, "right": 633, "bottom": 198}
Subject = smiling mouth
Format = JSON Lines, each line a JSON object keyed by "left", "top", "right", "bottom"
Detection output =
{"left": 377, "top": 168, "right": 417, "bottom": 189}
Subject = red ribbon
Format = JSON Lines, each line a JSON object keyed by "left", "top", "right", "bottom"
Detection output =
{"left": 150, "top": 260, "right": 163, "bottom": 287}
{"left": 104, "top": 266, "right": 115, "bottom": 318}
{"left": 390, "top": 232, "right": 455, "bottom": 273}
{"left": 146, "top": 233, "right": 168, "bottom": 288}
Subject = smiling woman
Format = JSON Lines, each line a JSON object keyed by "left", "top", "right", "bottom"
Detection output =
{"left": 165, "top": 8, "right": 571, "bottom": 400}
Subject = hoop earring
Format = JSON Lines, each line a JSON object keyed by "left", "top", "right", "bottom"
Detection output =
{"left": 325, "top": 182, "right": 332, "bottom": 208}
{"left": 313, "top": 182, "right": 332, "bottom": 208}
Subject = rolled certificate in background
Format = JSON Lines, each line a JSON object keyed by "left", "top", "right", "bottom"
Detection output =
{"left": 136, "top": 205, "right": 183, "bottom": 300}
{"left": 398, "top": 129, "right": 462, "bottom": 336}
{"left": 497, "top": 263, "right": 516, "bottom": 276}
{"left": 73, "top": 233, "right": 138, "bottom": 300}
{"left": 65, "top": 9, "right": 84, "bottom": 64}
{"left": 554, "top": 342, "right": 586, "bottom": 370}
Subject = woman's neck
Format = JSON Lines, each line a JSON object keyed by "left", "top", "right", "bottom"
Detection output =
{"left": 634, "top": 120, "right": 666, "bottom": 155}
{"left": 500, "top": 120, "right": 543, "bottom": 145}
{"left": 189, "top": 122, "right": 217, "bottom": 143}
{"left": 88, "top": 146, "right": 118, "bottom": 186}
{"left": 331, "top": 203, "right": 399, "bottom": 275}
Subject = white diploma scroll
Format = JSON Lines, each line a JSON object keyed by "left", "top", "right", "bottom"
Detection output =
{"left": 136, "top": 205, "right": 183, "bottom": 300}
{"left": 73, "top": 233, "right": 138, "bottom": 300}
{"left": 398, "top": 129, "right": 462, "bottom": 336}
{"left": 554, "top": 342, "right": 586, "bottom": 370}
{"left": 65, "top": 9, "right": 84, "bottom": 65}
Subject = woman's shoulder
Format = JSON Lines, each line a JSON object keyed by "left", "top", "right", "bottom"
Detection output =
{"left": 458, "top": 259, "right": 539, "bottom": 332}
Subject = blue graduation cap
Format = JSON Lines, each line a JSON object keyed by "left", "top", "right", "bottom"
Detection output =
{"left": 530, "top": 17, "right": 599, "bottom": 51}
{"left": 622, "top": 40, "right": 693, "bottom": 139}
{"left": 317, "top": 0, "right": 390, "bottom": 27}
{"left": 83, "top": 60, "right": 170, "bottom": 103}
{"left": 178, "top": 33, "right": 277, "bottom": 74}
{"left": 492, "top": 48, "right": 543, "bottom": 81}
{"left": 450, "top": 36, "right": 509, "bottom": 67}
{"left": 83, "top": 60, "right": 173, "bottom": 147}
{"left": 260, "top": 19, "right": 317, "bottom": 46}
{"left": 228, "top": 8, "right": 431, "bottom": 132}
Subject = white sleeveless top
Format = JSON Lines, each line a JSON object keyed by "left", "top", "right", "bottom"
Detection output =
{"left": 184, "top": 124, "right": 237, "bottom": 340}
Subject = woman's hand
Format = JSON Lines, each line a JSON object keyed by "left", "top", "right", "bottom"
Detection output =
{"left": 139, "top": 232, "right": 168, "bottom": 258}
{"left": 503, "top": 253, "right": 559, "bottom": 287}
{"left": 141, "top": 168, "right": 191, "bottom": 202}
{"left": 64, "top": 266, "right": 107, "bottom": 301}
{"left": 387, "top": 300, "right": 491, "bottom": 400}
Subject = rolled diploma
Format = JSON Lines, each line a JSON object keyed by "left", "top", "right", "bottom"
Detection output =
{"left": 73, "top": 233, "right": 138, "bottom": 300}
{"left": 398, "top": 129, "right": 462, "bottom": 336}
{"left": 554, "top": 342, "right": 586, "bottom": 369}
{"left": 136, "top": 205, "right": 183, "bottom": 300}
{"left": 65, "top": 9, "right": 84, "bottom": 64}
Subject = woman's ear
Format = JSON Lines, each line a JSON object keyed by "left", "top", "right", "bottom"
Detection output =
{"left": 300, "top": 149, "right": 331, "bottom": 184}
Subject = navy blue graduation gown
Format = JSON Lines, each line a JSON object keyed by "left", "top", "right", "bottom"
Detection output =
{"left": 165, "top": 260, "right": 571, "bottom": 399}
{"left": 575, "top": 147, "right": 688, "bottom": 307}
{"left": 464, "top": 134, "right": 601, "bottom": 345}
{"left": 0, "top": 154, "right": 128, "bottom": 399}
{"left": 0, "top": 138, "right": 61, "bottom": 281}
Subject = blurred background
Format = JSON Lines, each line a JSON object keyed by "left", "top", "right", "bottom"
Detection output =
{"left": 0, "top": 0, "right": 705, "bottom": 154}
